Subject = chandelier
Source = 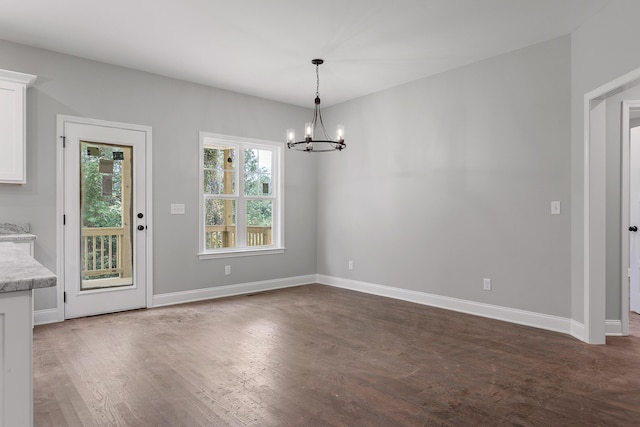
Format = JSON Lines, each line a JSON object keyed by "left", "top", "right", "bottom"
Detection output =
{"left": 286, "top": 59, "right": 345, "bottom": 152}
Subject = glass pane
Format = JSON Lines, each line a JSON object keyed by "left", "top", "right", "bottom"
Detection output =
{"left": 203, "top": 145, "right": 235, "bottom": 195}
{"left": 246, "top": 200, "right": 272, "bottom": 247}
{"left": 244, "top": 148, "right": 272, "bottom": 196}
{"left": 80, "top": 141, "right": 133, "bottom": 290}
{"left": 205, "top": 198, "right": 236, "bottom": 249}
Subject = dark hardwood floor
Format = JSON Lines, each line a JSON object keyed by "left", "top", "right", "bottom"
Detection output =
{"left": 34, "top": 284, "right": 640, "bottom": 426}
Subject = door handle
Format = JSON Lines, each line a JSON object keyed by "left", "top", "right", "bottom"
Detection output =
{"left": 137, "top": 225, "right": 145, "bottom": 231}
{"left": 630, "top": 226, "right": 638, "bottom": 232}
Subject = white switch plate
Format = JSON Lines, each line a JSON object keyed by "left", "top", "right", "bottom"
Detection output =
{"left": 225, "top": 265, "right": 231, "bottom": 275}
{"left": 483, "top": 278, "right": 491, "bottom": 291}
{"left": 551, "top": 201, "right": 561, "bottom": 215}
{"left": 348, "top": 260, "right": 353, "bottom": 270}
{"left": 171, "top": 204, "right": 185, "bottom": 215}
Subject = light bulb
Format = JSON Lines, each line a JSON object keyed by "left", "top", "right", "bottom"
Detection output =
{"left": 336, "top": 124, "right": 345, "bottom": 142}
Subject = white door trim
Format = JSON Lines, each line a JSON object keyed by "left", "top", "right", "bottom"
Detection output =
{"left": 584, "top": 67, "right": 640, "bottom": 344}
{"left": 56, "top": 115, "right": 153, "bottom": 321}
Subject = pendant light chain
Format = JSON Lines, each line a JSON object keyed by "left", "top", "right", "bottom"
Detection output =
{"left": 316, "top": 62, "right": 320, "bottom": 98}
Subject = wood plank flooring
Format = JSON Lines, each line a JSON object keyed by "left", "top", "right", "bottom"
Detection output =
{"left": 34, "top": 284, "right": 640, "bottom": 426}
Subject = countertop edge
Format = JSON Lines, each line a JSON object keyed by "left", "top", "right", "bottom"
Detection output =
{"left": 0, "top": 243, "right": 57, "bottom": 293}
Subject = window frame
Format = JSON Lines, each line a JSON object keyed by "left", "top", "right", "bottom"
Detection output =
{"left": 198, "top": 132, "right": 284, "bottom": 259}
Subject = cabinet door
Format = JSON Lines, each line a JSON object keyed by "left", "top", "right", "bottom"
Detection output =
{"left": 0, "top": 79, "right": 26, "bottom": 183}
{"left": 0, "top": 291, "right": 33, "bottom": 427}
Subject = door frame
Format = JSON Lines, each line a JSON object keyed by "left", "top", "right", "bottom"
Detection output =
{"left": 56, "top": 115, "right": 153, "bottom": 321}
{"left": 584, "top": 67, "right": 640, "bottom": 344}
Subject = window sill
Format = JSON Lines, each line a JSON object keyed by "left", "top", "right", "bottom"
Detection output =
{"left": 197, "top": 247, "right": 285, "bottom": 260}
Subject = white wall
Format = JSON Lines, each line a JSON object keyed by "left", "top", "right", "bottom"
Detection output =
{"left": 571, "top": 0, "right": 640, "bottom": 324}
{"left": 0, "top": 39, "right": 317, "bottom": 311}
{"left": 318, "top": 37, "right": 572, "bottom": 317}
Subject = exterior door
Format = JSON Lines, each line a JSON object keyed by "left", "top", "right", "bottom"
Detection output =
{"left": 62, "top": 118, "right": 149, "bottom": 318}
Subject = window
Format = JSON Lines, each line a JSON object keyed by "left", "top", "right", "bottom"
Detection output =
{"left": 198, "top": 132, "right": 284, "bottom": 258}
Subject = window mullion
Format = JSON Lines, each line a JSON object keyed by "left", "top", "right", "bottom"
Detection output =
{"left": 236, "top": 146, "right": 247, "bottom": 247}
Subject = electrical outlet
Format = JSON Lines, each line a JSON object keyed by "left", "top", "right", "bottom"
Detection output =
{"left": 551, "top": 201, "right": 561, "bottom": 215}
{"left": 348, "top": 260, "right": 353, "bottom": 270}
{"left": 483, "top": 278, "right": 491, "bottom": 291}
{"left": 225, "top": 265, "right": 231, "bottom": 275}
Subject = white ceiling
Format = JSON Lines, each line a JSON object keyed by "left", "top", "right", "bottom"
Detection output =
{"left": 0, "top": 0, "right": 608, "bottom": 107}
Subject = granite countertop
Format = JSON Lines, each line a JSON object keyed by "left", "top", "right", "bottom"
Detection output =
{"left": 0, "top": 233, "right": 36, "bottom": 242}
{"left": 0, "top": 242, "right": 56, "bottom": 293}
{"left": 0, "top": 222, "right": 36, "bottom": 242}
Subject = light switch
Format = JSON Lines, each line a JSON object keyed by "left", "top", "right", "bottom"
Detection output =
{"left": 171, "top": 204, "right": 185, "bottom": 215}
{"left": 551, "top": 201, "right": 561, "bottom": 215}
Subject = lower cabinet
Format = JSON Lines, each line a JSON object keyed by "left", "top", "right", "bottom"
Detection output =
{"left": 0, "top": 290, "right": 33, "bottom": 427}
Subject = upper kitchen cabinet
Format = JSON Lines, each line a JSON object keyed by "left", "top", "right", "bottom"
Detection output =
{"left": 0, "top": 69, "right": 37, "bottom": 184}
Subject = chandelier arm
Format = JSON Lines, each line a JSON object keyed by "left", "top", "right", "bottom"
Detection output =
{"left": 317, "top": 107, "right": 330, "bottom": 140}
{"left": 311, "top": 104, "right": 319, "bottom": 132}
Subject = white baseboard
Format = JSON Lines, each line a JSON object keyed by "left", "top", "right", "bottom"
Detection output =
{"left": 152, "top": 274, "right": 316, "bottom": 307}
{"left": 317, "top": 274, "right": 577, "bottom": 338}
{"left": 34, "top": 308, "right": 61, "bottom": 326}
{"left": 605, "top": 319, "right": 623, "bottom": 336}
{"left": 35, "top": 273, "right": 605, "bottom": 343}
{"left": 570, "top": 320, "right": 585, "bottom": 341}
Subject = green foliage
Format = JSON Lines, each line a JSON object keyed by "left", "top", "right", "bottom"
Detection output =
{"left": 203, "top": 146, "right": 273, "bottom": 229}
{"left": 81, "top": 145, "right": 123, "bottom": 228}
{"left": 247, "top": 200, "right": 272, "bottom": 227}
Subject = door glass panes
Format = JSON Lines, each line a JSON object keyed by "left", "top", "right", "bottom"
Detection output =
{"left": 204, "top": 146, "right": 236, "bottom": 195}
{"left": 80, "top": 141, "right": 133, "bottom": 290}
{"left": 205, "top": 199, "right": 236, "bottom": 249}
{"left": 244, "top": 148, "right": 272, "bottom": 196}
{"left": 246, "top": 200, "right": 272, "bottom": 246}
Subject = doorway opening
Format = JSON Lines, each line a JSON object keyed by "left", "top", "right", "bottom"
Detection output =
{"left": 624, "top": 102, "right": 640, "bottom": 337}
{"left": 584, "top": 67, "right": 640, "bottom": 344}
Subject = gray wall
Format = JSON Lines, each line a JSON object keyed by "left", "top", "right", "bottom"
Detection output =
{"left": 571, "top": 0, "right": 640, "bottom": 323}
{"left": 318, "top": 37, "right": 572, "bottom": 317}
{"left": 5, "top": 0, "right": 639, "bottom": 326}
{"left": 0, "top": 39, "right": 317, "bottom": 310}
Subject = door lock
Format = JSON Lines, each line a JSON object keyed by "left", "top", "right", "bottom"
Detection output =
{"left": 137, "top": 225, "right": 145, "bottom": 231}
{"left": 137, "top": 213, "right": 144, "bottom": 219}
{"left": 630, "top": 226, "right": 638, "bottom": 232}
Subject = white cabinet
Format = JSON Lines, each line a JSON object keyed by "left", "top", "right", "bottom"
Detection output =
{"left": 0, "top": 69, "right": 37, "bottom": 184}
{"left": 0, "top": 290, "right": 33, "bottom": 427}
{"left": 0, "top": 242, "right": 55, "bottom": 427}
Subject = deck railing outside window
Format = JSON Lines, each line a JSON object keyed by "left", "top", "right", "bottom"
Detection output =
{"left": 205, "top": 225, "right": 271, "bottom": 249}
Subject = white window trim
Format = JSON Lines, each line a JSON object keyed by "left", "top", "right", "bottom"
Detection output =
{"left": 198, "top": 132, "right": 285, "bottom": 259}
